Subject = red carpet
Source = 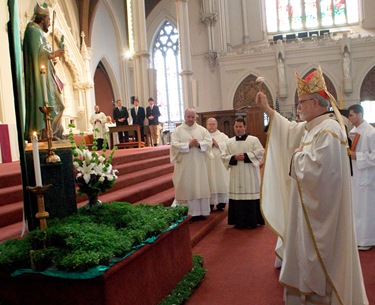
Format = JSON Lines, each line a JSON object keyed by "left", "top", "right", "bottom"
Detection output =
{"left": 0, "top": 146, "right": 174, "bottom": 242}
{"left": 189, "top": 216, "right": 375, "bottom": 305}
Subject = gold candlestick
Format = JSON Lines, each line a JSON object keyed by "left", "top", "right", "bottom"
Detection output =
{"left": 27, "top": 184, "right": 52, "bottom": 230}
{"left": 39, "top": 105, "right": 61, "bottom": 163}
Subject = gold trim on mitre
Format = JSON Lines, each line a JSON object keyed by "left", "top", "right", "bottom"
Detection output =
{"left": 296, "top": 66, "right": 327, "bottom": 97}
{"left": 33, "top": 2, "right": 49, "bottom": 16}
{"left": 296, "top": 66, "right": 349, "bottom": 153}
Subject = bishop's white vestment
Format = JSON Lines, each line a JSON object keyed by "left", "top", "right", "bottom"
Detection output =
{"left": 206, "top": 130, "right": 229, "bottom": 206}
{"left": 170, "top": 122, "right": 212, "bottom": 216}
{"left": 349, "top": 120, "right": 375, "bottom": 247}
{"left": 261, "top": 112, "right": 368, "bottom": 305}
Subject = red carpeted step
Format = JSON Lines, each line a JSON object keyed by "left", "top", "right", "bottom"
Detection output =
{"left": 0, "top": 201, "right": 24, "bottom": 228}
{"left": 114, "top": 155, "right": 171, "bottom": 175}
{"left": 189, "top": 210, "right": 228, "bottom": 247}
{"left": 111, "top": 146, "right": 170, "bottom": 164}
{"left": 0, "top": 221, "right": 26, "bottom": 242}
{"left": 0, "top": 146, "right": 174, "bottom": 243}
{"left": 97, "top": 173, "right": 174, "bottom": 204}
{"left": 0, "top": 162, "right": 22, "bottom": 188}
{"left": 135, "top": 187, "right": 175, "bottom": 207}
{"left": 0, "top": 184, "right": 23, "bottom": 207}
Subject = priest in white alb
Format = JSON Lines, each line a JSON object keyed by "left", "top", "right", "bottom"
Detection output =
{"left": 348, "top": 103, "right": 375, "bottom": 251}
{"left": 206, "top": 118, "right": 229, "bottom": 212}
{"left": 170, "top": 109, "right": 212, "bottom": 221}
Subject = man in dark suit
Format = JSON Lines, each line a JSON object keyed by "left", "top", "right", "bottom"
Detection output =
{"left": 113, "top": 99, "right": 129, "bottom": 142}
{"left": 146, "top": 97, "right": 161, "bottom": 146}
{"left": 130, "top": 98, "right": 145, "bottom": 141}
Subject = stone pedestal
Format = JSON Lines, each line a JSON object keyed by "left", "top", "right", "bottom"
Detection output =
{"left": 25, "top": 140, "right": 77, "bottom": 230}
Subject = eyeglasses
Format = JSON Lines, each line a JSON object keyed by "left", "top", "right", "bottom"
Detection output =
{"left": 297, "top": 98, "right": 314, "bottom": 106}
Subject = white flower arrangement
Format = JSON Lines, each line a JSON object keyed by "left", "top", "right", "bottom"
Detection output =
{"left": 68, "top": 125, "right": 118, "bottom": 199}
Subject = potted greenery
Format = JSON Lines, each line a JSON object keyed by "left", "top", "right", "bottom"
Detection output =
{"left": 0, "top": 202, "right": 195, "bottom": 305}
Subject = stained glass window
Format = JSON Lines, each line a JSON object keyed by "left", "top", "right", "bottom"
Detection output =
{"left": 152, "top": 21, "right": 184, "bottom": 128}
{"left": 266, "top": 0, "right": 359, "bottom": 33}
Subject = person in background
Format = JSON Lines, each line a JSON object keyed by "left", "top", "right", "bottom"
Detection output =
{"left": 205, "top": 118, "right": 229, "bottom": 212}
{"left": 130, "top": 98, "right": 145, "bottom": 142}
{"left": 256, "top": 66, "right": 368, "bottom": 305}
{"left": 146, "top": 97, "right": 161, "bottom": 146}
{"left": 113, "top": 99, "right": 129, "bottom": 143}
{"left": 23, "top": 2, "right": 65, "bottom": 141}
{"left": 348, "top": 104, "right": 375, "bottom": 251}
{"left": 90, "top": 105, "right": 106, "bottom": 150}
{"left": 105, "top": 116, "right": 117, "bottom": 146}
{"left": 170, "top": 108, "right": 212, "bottom": 222}
{"left": 221, "top": 117, "right": 264, "bottom": 229}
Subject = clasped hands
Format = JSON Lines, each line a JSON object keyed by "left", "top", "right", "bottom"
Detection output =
{"left": 189, "top": 138, "right": 200, "bottom": 148}
{"left": 235, "top": 153, "right": 245, "bottom": 161}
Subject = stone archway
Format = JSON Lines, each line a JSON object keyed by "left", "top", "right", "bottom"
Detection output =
{"left": 233, "top": 74, "right": 273, "bottom": 110}
{"left": 232, "top": 74, "right": 273, "bottom": 146}
{"left": 360, "top": 65, "right": 375, "bottom": 101}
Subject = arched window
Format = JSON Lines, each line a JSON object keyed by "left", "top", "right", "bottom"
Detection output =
{"left": 266, "top": 0, "right": 359, "bottom": 34}
{"left": 152, "top": 21, "right": 184, "bottom": 129}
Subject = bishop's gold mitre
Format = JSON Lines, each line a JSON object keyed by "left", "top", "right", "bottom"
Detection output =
{"left": 296, "top": 66, "right": 328, "bottom": 99}
{"left": 296, "top": 66, "right": 348, "bottom": 141}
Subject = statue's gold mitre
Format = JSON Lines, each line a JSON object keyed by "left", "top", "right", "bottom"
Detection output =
{"left": 296, "top": 66, "right": 328, "bottom": 98}
{"left": 34, "top": 2, "right": 49, "bottom": 16}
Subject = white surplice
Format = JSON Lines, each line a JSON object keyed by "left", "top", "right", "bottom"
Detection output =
{"left": 90, "top": 112, "right": 106, "bottom": 139}
{"left": 262, "top": 112, "right": 368, "bottom": 305}
{"left": 222, "top": 135, "right": 264, "bottom": 200}
{"left": 206, "top": 130, "right": 229, "bottom": 205}
{"left": 170, "top": 122, "right": 212, "bottom": 216}
{"left": 350, "top": 121, "right": 375, "bottom": 247}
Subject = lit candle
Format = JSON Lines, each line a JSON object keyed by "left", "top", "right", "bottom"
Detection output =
{"left": 40, "top": 65, "right": 48, "bottom": 105}
{"left": 32, "top": 132, "right": 42, "bottom": 187}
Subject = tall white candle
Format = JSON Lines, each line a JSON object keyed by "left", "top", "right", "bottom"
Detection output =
{"left": 32, "top": 132, "right": 42, "bottom": 186}
{"left": 40, "top": 65, "right": 48, "bottom": 105}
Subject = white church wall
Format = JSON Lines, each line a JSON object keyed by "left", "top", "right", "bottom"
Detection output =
{"left": 188, "top": 0, "right": 208, "bottom": 55}
{"left": 183, "top": 0, "right": 375, "bottom": 119}
{"left": 58, "top": 0, "right": 80, "bottom": 48}
{"left": 190, "top": 54, "right": 222, "bottom": 112}
{"left": 362, "top": 0, "right": 375, "bottom": 29}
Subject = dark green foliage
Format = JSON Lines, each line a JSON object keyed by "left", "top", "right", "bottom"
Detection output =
{"left": 158, "top": 255, "right": 207, "bottom": 305}
{"left": 0, "top": 202, "right": 188, "bottom": 272}
{"left": 0, "top": 238, "right": 32, "bottom": 273}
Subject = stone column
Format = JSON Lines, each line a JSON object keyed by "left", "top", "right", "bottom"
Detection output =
{"left": 176, "top": 0, "right": 194, "bottom": 109}
{"left": 241, "top": 0, "right": 250, "bottom": 44}
{"left": 201, "top": 0, "right": 218, "bottom": 72}
{"left": 78, "top": 32, "right": 94, "bottom": 131}
{"left": 130, "top": 0, "right": 150, "bottom": 105}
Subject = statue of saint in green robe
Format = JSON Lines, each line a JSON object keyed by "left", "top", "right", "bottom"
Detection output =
{"left": 23, "top": 4, "right": 65, "bottom": 141}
